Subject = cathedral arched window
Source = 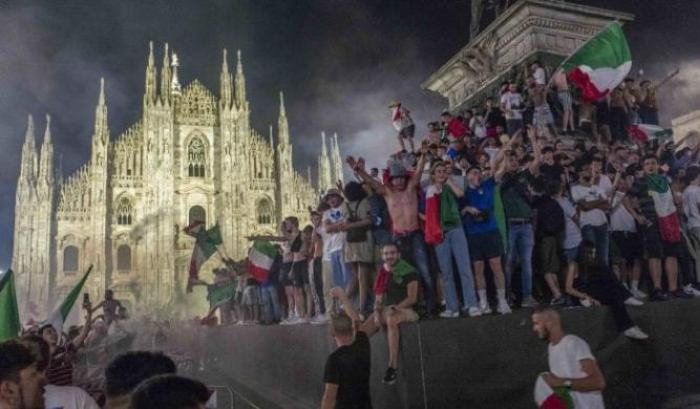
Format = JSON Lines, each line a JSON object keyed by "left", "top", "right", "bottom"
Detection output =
{"left": 117, "top": 245, "right": 131, "bottom": 271}
{"left": 257, "top": 199, "right": 273, "bottom": 225}
{"left": 116, "top": 197, "right": 133, "bottom": 225}
{"left": 187, "top": 137, "right": 207, "bottom": 178}
{"left": 63, "top": 246, "right": 79, "bottom": 273}
{"left": 189, "top": 205, "right": 206, "bottom": 226}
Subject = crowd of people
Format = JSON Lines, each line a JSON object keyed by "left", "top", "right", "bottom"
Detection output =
{"left": 2, "top": 61, "right": 699, "bottom": 409}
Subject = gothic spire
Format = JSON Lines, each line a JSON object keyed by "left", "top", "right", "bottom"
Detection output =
{"left": 318, "top": 131, "right": 332, "bottom": 191}
{"left": 39, "top": 114, "right": 54, "bottom": 183}
{"left": 160, "top": 43, "right": 172, "bottom": 103}
{"left": 278, "top": 91, "right": 289, "bottom": 145}
{"left": 42, "top": 114, "right": 51, "bottom": 145}
{"left": 171, "top": 49, "right": 181, "bottom": 95}
{"left": 20, "top": 114, "right": 38, "bottom": 181}
{"left": 331, "top": 132, "right": 344, "bottom": 185}
{"left": 220, "top": 48, "right": 232, "bottom": 109}
{"left": 93, "top": 78, "right": 109, "bottom": 145}
{"left": 234, "top": 49, "right": 247, "bottom": 108}
{"left": 269, "top": 124, "right": 274, "bottom": 147}
{"left": 24, "top": 114, "right": 36, "bottom": 148}
{"left": 144, "top": 41, "right": 157, "bottom": 106}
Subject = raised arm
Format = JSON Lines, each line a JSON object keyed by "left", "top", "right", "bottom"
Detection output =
{"left": 528, "top": 126, "right": 542, "bottom": 175}
{"left": 72, "top": 308, "right": 93, "bottom": 350}
{"left": 348, "top": 156, "right": 386, "bottom": 195}
{"left": 407, "top": 143, "right": 429, "bottom": 190}
{"left": 445, "top": 177, "right": 465, "bottom": 198}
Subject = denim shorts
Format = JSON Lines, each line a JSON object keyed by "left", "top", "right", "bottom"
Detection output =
{"left": 564, "top": 246, "right": 579, "bottom": 263}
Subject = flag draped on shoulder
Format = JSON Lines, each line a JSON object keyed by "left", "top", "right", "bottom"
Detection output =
{"left": 46, "top": 266, "right": 92, "bottom": 335}
{"left": 562, "top": 21, "right": 631, "bottom": 102}
{"left": 534, "top": 374, "right": 574, "bottom": 409}
{"left": 373, "top": 259, "right": 416, "bottom": 295}
{"left": 647, "top": 174, "right": 681, "bottom": 242}
{"left": 424, "top": 185, "right": 444, "bottom": 245}
{"left": 248, "top": 240, "right": 278, "bottom": 283}
{"left": 0, "top": 270, "right": 21, "bottom": 342}
{"left": 185, "top": 222, "right": 224, "bottom": 292}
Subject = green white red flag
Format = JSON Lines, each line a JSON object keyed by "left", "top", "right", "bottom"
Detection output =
{"left": 646, "top": 174, "right": 681, "bottom": 242}
{"left": 562, "top": 22, "right": 631, "bottom": 102}
{"left": 628, "top": 124, "right": 673, "bottom": 143}
{"left": 45, "top": 266, "right": 92, "bottom": 335}
{"left": 534, "top": 374, "right": 574, "bottom": 409}
{"left": 0, "top": 270, "right": 21, "bottom": 342}
{"left": 248, "top": 240, "right": 278, "bottom": 283}
{"left": 185, "top": 222, "right": 224, "bottom": 293}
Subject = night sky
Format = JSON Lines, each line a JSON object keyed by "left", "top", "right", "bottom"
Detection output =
{"left": 1, "top": 0, "right": 699, "bottom": 269}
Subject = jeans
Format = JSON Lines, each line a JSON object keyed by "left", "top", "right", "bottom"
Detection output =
{"left": 505, "top": 223, "right": 534, "bottom": 299}
{"left": 393, "top": 230, "right": 435, "bottom": 309}
{"left": 581, "top": 224, "right": 609, "bottom": 266}
{"left": 260, "top": 285, "right": 281, "bottom": 322}
{"left": 434, "top": 227, "right": 478, "bottom": 311}
{"left": 329, "top": 249, "right": 351, "bottom": 289}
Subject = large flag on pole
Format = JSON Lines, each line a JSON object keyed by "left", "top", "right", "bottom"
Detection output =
{"left": 185, "top": 222, "right": 224, "bottom": 292}
{"left": 0, "top": 270, "right": 21, "bottom": 342}
{"left": 45, "top": 266, "right": 92, "bottom": 335}
{"left": 627, "top": 124, "right": 673, "bottom": 143}
{"left": 562, "top": 21, "right": 631, "bottom": 102}
{"left": 248, "top": 240, "right": 278, "bottom": 283}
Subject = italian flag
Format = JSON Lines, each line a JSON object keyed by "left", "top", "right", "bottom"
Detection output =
{"left": 185, "top": 222, "right": 224, "bottom": 293}
{"left": 424, "top": 185, "right": 444, "bottom": 245}
{"left": 628, "top": 124, "right": 673, "bottom": 143}
{"left": 534, "top": 374, "right": 574, "bottom": 409}
{"left": 0, "top": 270, "right": 21, "bottom": 342}
{"left": 45, "top": 266, "right": 92, "bottom": 335}
{"left": 248, "top": 240, "right": 278, "bottom": 283}
{"left": 647, "top": 174, "right": 681, "bottom": 242}
{"left": 562, "top": 22, "right": 631, "bottom": 102}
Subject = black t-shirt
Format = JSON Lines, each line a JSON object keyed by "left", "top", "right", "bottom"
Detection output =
{"left": 323, "top": 331, "right": 372, "bottom": 409}
{"left": 539, "top": 163, "right": 564, "bottom": 182}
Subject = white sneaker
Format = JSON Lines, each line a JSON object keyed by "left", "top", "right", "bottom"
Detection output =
{"left": 497, "top": 300, "right": 512, "bottom": 315}
{"left": 480, "top": 300, "right": 492, "bottom": 315}
{"left": 311, "top": 314, "right": 329, "bottom": 325}
{"left": 623, "top": 326, "right": 649, "bottom": 340}
{"left": 467, "top": 307, "right": 482, "bottom": 317}
{"left": 520, "top": 296, "right": 539, "bottom": 308}
{"left": 624, "top": 297, "right": 644, "bottom": 306}
{"left": 630, "top": 288, "right": 647, "bottom": 299}
{"left": 683, "top": 284, "right": 700, "bottom": 297}
{"left": 439, "top": 310, "right": 459, "bottom": 318}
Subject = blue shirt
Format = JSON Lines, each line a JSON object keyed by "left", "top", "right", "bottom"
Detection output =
{"left": 462, "top": 177, "right": 498, "bottom": 235}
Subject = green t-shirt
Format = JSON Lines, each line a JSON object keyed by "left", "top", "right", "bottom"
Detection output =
{"left": 500, "top": 170, "right": 533, "bottom": 219}
{"left": 383, "top": 272, "right": 418, "bottom": 307}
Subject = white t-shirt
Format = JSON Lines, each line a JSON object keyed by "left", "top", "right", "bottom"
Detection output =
{"left": 45, "top": 385, "right": 100, "bottom": 409}
{"left": 548, "top": 335, "right": 605, "bottom": 409}
{"left": 610, "top": 191, "right": 636, "bottom": 232}
{"left": 556, "top": 197, "right": 582, "bottom": 250}
{"left": 533, "top": 67, "right": 546, "bottom": 85}
{"left": 571, "top": 177, "right": 612, "bottom": 227}
{"left": 683, "top": 185, "right": 700, "bottom": 228}
{"left": 322, "top": 206, "right": 346, "bottom": 258}
{"left": 500, "top": 92, "right": 523, "bottom": 120}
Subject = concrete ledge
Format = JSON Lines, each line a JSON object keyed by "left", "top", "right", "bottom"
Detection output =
{"left": 196, "top": 298, "right": 700, "bottom": 409}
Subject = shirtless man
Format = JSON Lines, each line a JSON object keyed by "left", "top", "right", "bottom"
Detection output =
{"left": 552, "top": 69, "right": 574, "bottom": 135}
{"left": 347, "top": 143, "right": 435, "bottom": 313}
